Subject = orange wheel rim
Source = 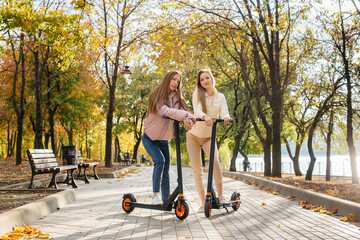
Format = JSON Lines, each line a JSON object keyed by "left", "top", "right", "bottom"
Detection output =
{"left": 235, "top": 197, "right": 240, "bottom": 208}
{"left": 176, "top": 204, "right": 185, "bottom": 217}
{"left": 123, "top": 198, "right": 131, "bottom": 211}
{"left": 209, "top": 202, "right": 212, "bottom": 214}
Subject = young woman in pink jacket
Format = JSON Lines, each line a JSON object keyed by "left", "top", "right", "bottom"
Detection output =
{"left": 186, "top": 69, "right": 232, "bottom": 213}
{"left": 142, "top": 70, "right": 196, "bottom": 205}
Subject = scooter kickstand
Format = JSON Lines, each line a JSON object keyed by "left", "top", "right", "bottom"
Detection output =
{"left": 224, "top": 205, "right": 229, "bottom": 214}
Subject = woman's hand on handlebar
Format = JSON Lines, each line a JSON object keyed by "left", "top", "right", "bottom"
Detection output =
{"left": 224, "top": 116, "right": 233, "bottom": 125}
{"left": 184, "top": 118, "right": 193, "bottom": 130}
{"left": 195, "top": 117, "right": 233, "bottom": 124}
{"left": 204, "top": 115, "right": 213, "bottom": 127}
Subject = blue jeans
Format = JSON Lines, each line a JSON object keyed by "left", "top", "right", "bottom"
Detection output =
{"left": 142, "top": 133, "right": 170, "bottom": 200}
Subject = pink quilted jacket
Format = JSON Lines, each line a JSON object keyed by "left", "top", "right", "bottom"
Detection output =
{"left": 144, "top": 93, "right": 196, "bottom": 141}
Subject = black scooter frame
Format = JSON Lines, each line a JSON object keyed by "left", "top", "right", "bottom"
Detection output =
{"left": 197, "top": 118, "right": 241, "bottom": 217}
{"left": 122, "top": 116, "right": 189, "bottom": 220}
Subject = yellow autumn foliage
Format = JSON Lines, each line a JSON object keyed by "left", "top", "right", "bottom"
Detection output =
{"left": 0, "top": 225, "right": 52, "bottom": 239}
{"left": 340, "top": 214, "right": 357, "bottom": 222}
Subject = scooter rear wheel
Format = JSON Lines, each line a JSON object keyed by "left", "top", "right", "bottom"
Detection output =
{"left": 204, "top": 199, "right": 212, "bottom": 217}
{"left": 174, "top": 200, "right": 189, "bottom": 220}
{"left": 231, "top": 191, "right": 241, "bottom": 211}
{"left": 122, "top": 193, "right": 136, "bottom": 213}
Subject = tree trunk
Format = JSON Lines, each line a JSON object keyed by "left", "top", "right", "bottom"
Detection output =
{"left": 7, "top": 120, "right": 11, "bottom": 157}
{"left": 272, "top": 108, "right": 282, "bottom": 177}
{"left": 85, "top": 129, "right": 91, "bottom": 159}
{"left": 230, "top": 135, "right": 241, "bottom": 172}
{"left": 8, "top": 132, "right": 16, "bottom": 157}
{"left": 306, "top": 76, "right": 341, "bottom": 181}
{"left": 270, "top": 60, "right": 283, "bottom": 178}
{"left": 47, "top": 74, "right": 58, "bottom": 155}
{"left": 132, "top": 113, "right": 145, "bottom": 165}
{"left": 292, "top": 147, "right": 302, "bottom": 176}
{"left": 10, "top": 132, "right": 16, "bottom": 157}
{"left": 306, "top": 121, "right": 318, "bottom": 181}
{"left": 49, "top": 113, "right": 56, "bottom": 154}
{"left": 34, "top": 50, "right": 43, "bottom": 149}
{"left": 55, "top": 138, "right": 61, "bottom": 157}
{"left": 64, "top": 125, "right": 73, "bottom": 145}
{"left": 343, "top": 40, "right": 359, "bottom": 184}
{"left": 283, "top": 136, "right": 302, "bottom": 176}
{"left": 306, "top": 107, "right": 329, "bottom": 180}
{"left": 346, "top": 74, "right": 359, "bottom": 184}
{"left": 12, "top": 32, "right": 26, "bottom": 165}
{"left": 347, "top": 112, "right": 359, "bottom": 184}
{"left": 44, "top": 132, "right": 50, "bottom": 149}
{"left": 114, "top": 136, "right": 120, "bottom": 163}
{"left": 132, "top": 130, "right": 143, "bottom": 165}
{"left": 87, "top": 147, "right": 91, "bottom": 159}
{"left": 132, "top": 140, "right": 141, "bottom": 164}
{"left": 85, "top": 128, "right": 88, "bottom": 158}
{"left": 239, "top": 148, "right": 249, "bottom": 171}
{"left": 264, "top": 133, "right": 272, "bottom": 177}
{"left": 105, "top": 84, "right": 116, "bottom": 168}
{"left": 15, "top": 118, "right": 23, "bottom": 165}
{"left": 331, "top": 1, "right": 359, "bottom": 184}
{"left": 326, "top": 107, "right": 334, "bottom": 181}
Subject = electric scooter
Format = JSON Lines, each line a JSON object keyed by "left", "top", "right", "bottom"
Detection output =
{"left": 122, "top": 116, "right": 189, "bottom": 220}
{"left": 197, "top": 118, "right": 241, "bottom": 218}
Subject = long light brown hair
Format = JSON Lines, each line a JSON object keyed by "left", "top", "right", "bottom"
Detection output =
{"left": 196, "top": 69, "right": 216, "bottom": 114}
{"left": 147, "top": 70, "right": 190, "bottom": 114}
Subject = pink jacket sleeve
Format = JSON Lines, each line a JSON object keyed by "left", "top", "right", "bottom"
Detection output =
{"left": 158, "top": 105, "right": 196, "bottom": 123}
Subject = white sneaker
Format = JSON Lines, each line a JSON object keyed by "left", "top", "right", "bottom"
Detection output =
{"left": 219, "top": 196, "right": 228, "bottom": 204}
{"left": 151, "top": 195, "right": 162, "bottom": 205}
{"left": 198, "top": 206, "right": 204, "bottom": 213}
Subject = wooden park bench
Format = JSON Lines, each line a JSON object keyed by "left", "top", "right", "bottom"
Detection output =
{"left": 27, "top": 149, "right": 78, "bottom": 189}
{"left": 75, "top": 150, "right": 99, "bottom": 183}
{"left": 119, "top": 152, "right": 136, "bottom": 165}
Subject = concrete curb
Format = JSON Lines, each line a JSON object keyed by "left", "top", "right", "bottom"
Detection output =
{"left": 223, "top": 171, "right": 360, "bottom": 221}
{"left": 0, "top": 189, "right": 76, "bottom": 235}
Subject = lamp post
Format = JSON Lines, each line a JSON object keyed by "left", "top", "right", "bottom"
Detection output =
{"left": 121, "top": 65, "right": 132, "bottom": 75}
{"left": 110, "top": 64, "right": 132, "bottom": 77}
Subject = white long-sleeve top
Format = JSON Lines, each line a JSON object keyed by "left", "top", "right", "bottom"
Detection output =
{"left": 189, "top": 88, "right": 230, "bottom": 138}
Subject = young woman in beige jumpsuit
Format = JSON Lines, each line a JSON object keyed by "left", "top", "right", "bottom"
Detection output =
{"left": 186, "top": 69, "right": 232, "bottom": 213}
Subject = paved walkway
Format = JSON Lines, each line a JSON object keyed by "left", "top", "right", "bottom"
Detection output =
{"left": 31, "top": 167, "right": 360, "bottom": 240}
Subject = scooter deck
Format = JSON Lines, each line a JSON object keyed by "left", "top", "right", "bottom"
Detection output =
{"left": 212, "top": 200, "right": 241, "bottom": 209}
{"left": 126, "top": 202, "right": 173, "bottom": 211}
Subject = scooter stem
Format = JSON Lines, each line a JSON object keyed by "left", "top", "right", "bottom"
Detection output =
{"left": 207, "top": 120, "right": 218, "bottom": 193}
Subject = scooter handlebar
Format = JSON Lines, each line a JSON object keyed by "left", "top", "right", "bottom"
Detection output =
{"left": 162, "top": 115, "right": 179, "bottom": 121}
{"left": 162, "top": 115, "right": 234, "bottom": 123}
{"left": 196, "top": 118, "right": 234, "bottom": 123}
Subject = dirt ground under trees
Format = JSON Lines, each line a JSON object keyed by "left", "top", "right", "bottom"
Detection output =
{"left": 245, "top": 172, "right": 360, "bottom": 204}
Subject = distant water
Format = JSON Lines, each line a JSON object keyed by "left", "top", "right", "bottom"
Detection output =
{"left": 235, "top": 154, "right": 360, "bottom": 177}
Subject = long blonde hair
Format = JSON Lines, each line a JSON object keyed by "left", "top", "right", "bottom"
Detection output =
{"left": 147, "top": 70, "right": 190, "bottom": 114}
{"left": 196, "top": 69, "right": 216, "bottom": 114}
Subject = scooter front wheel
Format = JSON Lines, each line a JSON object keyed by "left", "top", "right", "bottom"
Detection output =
{"left": 122, "top": 193, "right": 136, "bottom": 213}
{"left": 174, "top": 200, "right": 189, "bottom": 220}
{"left": 204, "top": 199, "right": 212, "bottom": 217}
{"left": 231, "top": 191, "right": 241, "bottom": 211}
